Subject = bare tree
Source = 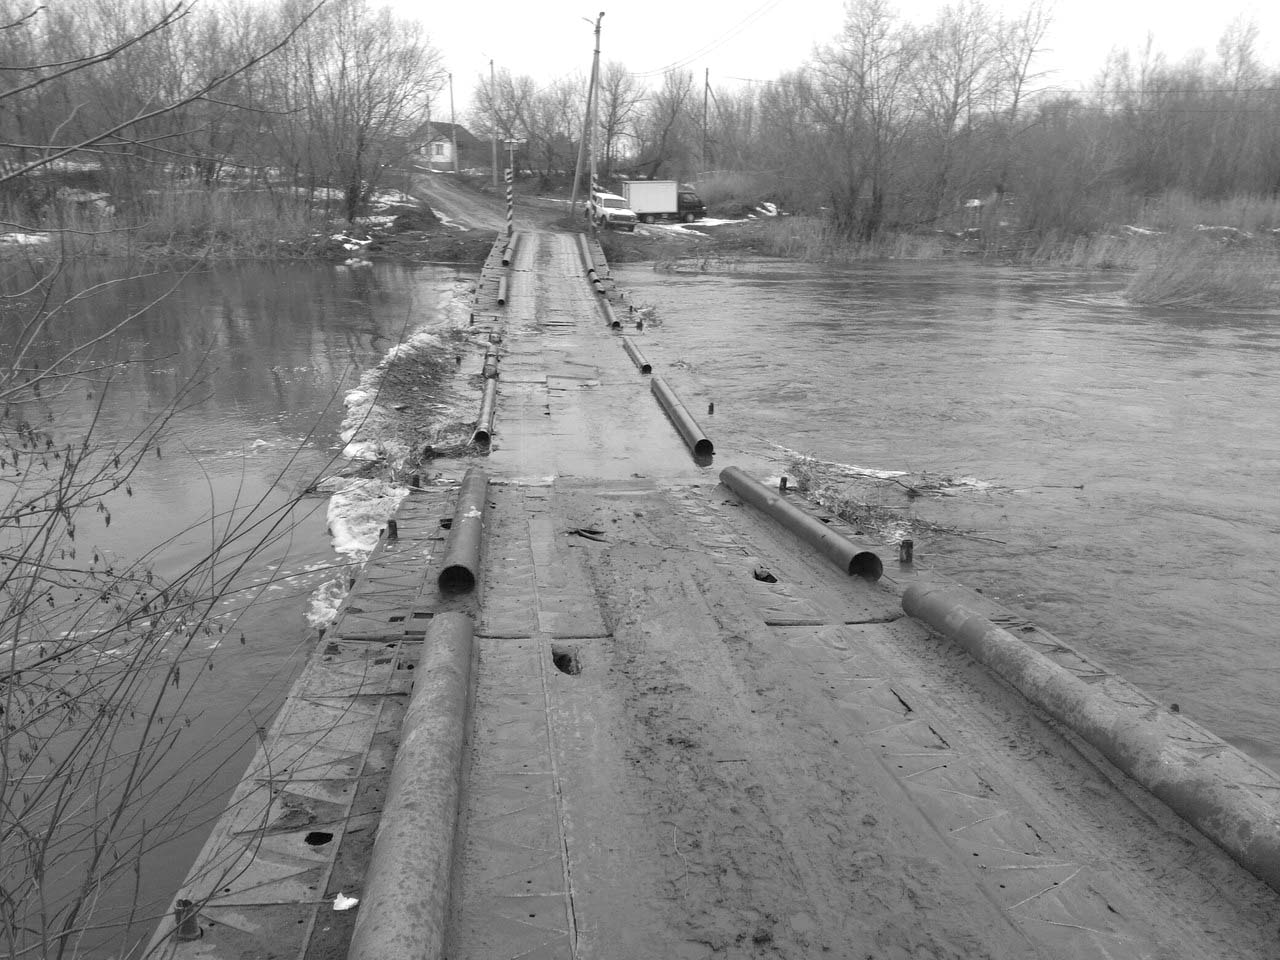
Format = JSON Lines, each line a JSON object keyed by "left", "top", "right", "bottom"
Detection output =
{"left": 909, "top": 0, "right": 1002, "bottom": 216}
{"left": 470, "top": 67, "right": 536, "bottom": 154}
{"left": 290, "top": 0, "right": 444, "bottom": 221}
{"left": 526, "top": 77, "right": 583, "bottom": 180}
{"left": 596, "top": 61, "right": 642, "bottom": 178}
{"left": 811, "top": 0, "right": 916, "bottom": 238}
{"left": 633, "top": 68, "right": 697, "bottom": 180}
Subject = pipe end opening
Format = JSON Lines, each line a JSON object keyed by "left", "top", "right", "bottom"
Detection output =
{"left": 437, "top": 564, "right": 476, "bottom": 594}
{"left": 640, "top": 363, "right": 652, "bottom": 375}
{"left": 694, "top": 438, "right": 715, "bottom": 458}
{"left": 472, "top": 429, "right": 491, "bottom": 446}
{"left": 611, "top": 321, "right": 621, "bottom": 329}
{"left": 848, "top": 551, "right": 883, "bottom": 582}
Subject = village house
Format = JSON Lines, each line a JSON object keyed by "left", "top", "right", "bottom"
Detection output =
{"left": 410, "top": 121, "right": 482, "bottom": 172}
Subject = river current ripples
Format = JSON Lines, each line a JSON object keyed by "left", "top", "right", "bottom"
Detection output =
{"left": 615, "top": 259, "right": 1280, "bottom": 772}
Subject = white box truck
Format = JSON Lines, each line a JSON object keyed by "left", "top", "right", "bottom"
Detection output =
{"left": 621, "top": 180, "right": 706, "bottom": 223}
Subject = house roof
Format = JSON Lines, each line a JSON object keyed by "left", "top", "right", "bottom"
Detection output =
{"left": 411, "top": 121, "right": 481, "bottom": 147}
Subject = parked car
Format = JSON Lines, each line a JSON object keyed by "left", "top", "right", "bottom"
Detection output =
{"left": 587, "top": 190, "right": 638, "bottom": 231}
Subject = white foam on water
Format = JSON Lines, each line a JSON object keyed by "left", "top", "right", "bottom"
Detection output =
{"left": 306, "top": 279, "right": 474, "bottom": 628}
{"left": 325, "top": 478, "right": 410, "bottom": 558}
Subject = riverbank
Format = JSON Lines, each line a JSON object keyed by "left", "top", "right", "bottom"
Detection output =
{"left": 0, "top": 176, "right": 500, "bottom": 265}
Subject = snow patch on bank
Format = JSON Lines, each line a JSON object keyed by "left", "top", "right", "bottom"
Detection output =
{"left": 0, "top": 232, "right": 50, "bottom": 246}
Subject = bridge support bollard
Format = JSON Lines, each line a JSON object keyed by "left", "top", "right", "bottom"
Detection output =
{"left": 437, "top": 467, "right": 488, "bottom": 593}
{"left": 650, "top": 377, "right": 714, "bottom": 458}
{"left": 902, "top": 582, "right": 1280, "bottom": 897}
{"left": 719, "top": 465, "right": 883, "bottom": 581}
{"left": 347, "top": 612, "right": 475, "bottom": 960}
{"left": 472, "top": 378, "right": 498, "bottom": 446}
{"left": 621, "top": 336, "right": 652, "bottom": 374}
{"left": 501, "top": 231, "right": 519, "bottom": 266}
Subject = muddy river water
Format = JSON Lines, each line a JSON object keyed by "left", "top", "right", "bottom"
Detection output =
{"left": 7, "top": 254, "right": 1279, "bottom": 953}
{"left": 616, "top": 259, "right": 1280, "bottom": 770}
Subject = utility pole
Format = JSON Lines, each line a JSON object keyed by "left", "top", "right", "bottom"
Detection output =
{"left": 490, "top": 59, "right": 498, "bottom": 187}
{"left": 702, "top": 67, "right": 709, "bottom": 175}
{"left": 569, "top": 12, "right": 604, "bottom": 218}
{"left": 588, "top": 13, "right": 603, "bottom": 194}
{"left": 449, "top": 73, "right": 458, "bottom": 175}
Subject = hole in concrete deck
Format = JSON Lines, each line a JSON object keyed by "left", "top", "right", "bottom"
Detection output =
{"left": 551, "top": 645, "right": 582, "bottom": 676}
{"left": 304, "top": 831, "right": 333, "bottom": 846}
{"left": 752, "top": 564, "right": 778, "bottom": 583}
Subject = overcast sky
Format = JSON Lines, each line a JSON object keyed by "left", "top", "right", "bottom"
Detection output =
{"left": 393, "top": 0, "right": 1280, "bottom": 118}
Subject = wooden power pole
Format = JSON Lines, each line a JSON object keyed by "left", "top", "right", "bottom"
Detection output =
{"left": 570, "top": 13, "right": 604, "bottom": 218}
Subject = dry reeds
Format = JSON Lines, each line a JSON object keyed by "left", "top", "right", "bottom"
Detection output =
{"left": 0, "top": 185, "right": 325, "bottom": 261}
{"left": 755, "top": 216, "right": 952, "bottom": 262}
{"left": 1124, "top": 236, "right": 1280, "bottom": 307}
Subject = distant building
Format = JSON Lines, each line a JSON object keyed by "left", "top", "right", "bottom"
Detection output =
{"left": 409, "top": 121, "right": 482, "bottom": 172}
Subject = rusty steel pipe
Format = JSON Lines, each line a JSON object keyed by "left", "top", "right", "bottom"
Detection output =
{"left": 719, "top": 466, "right": 883, "bottom": 581}
{"left": 482, "top": 346, "right": 499, "bottom": 380}
{"left": 576, "top": 233, "right": 595, "bottom": 275}
{"left": 621, "top": 336, "right": 652, "bottom": 374}
{"left": 347, "top": 612, "right": 475, "bottom": 960}
{"left": 496, "top": 275, "right": 509, "bottom": 306}
{"left": 902, "top": 583, "right": 1280, "bottom": 896}
{"left": 472, "top": 378, "right": 498, "bottom": 445}
{"left": 500, "top": 231, "right": 519, "bottom": 266}
{"left": 437, "top": 467, "right": 488, "bottom": 593}
{"left": 651, "top": 377, "right": 713, "bottom": 458}
{"left": 601, "top": 297, "right": 621, "bottom": 329}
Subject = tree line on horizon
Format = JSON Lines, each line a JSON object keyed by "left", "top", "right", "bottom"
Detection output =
{"left": 0, "top": 0, "right": 443, "bottom": 226}
{"left": 1, "top": 0, "right": 1278, "bottom": 241}
{"left": 473, "top": 0, "right": 1280, "bottom": 240}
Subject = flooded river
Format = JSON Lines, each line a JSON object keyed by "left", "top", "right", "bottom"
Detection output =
{"left": 7, "top": 254, "right": 1277, "bottom": 954}
{"left": 2, "top": 261, "right": 471, "bottom": 956}
{"left": 617, "top": 258, "right": 1280, "bottom": 771}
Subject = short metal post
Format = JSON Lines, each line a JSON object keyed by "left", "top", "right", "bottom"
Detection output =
{"left": 174, "top": 899, "right": 201, "bottom": 941}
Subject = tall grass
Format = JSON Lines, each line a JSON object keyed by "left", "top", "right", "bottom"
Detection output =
{"left": 1, "top": 186, "right": 326, "bottom": 261}
{"left": 1013, "top": 232, "right": 1148, "bottom": 269}
{"left": 755, "top": 215, "right": 951, "bottom": 261}
{"left": 1137, "top": 190, "right": 1280, "bottom": 235}
{"left": 1124, "top": 236, "right": 1280, "bottom": 307}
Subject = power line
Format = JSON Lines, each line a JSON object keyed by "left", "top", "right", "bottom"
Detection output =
{"left": 627, "top": 0, "right": 785, "bottom": 78}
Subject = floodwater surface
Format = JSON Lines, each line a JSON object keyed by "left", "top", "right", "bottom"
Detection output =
{"left": 618, "top": 259, "right": 1280, "bottom": 770}
{"left": 1, "top": 260, "right": 469, "bottom": 956}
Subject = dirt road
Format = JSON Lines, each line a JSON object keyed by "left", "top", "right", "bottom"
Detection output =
{"left": 411, "top": 168, "right": 517, "bottom": 233}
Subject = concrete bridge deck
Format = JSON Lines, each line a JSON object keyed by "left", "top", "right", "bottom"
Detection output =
{"left": 149, "top": 230, "right": 1280, "bottom": 960}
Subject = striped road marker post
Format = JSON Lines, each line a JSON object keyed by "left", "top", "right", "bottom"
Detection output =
{"left": 505, "top": 167, "right": 513, "bottom": 236}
